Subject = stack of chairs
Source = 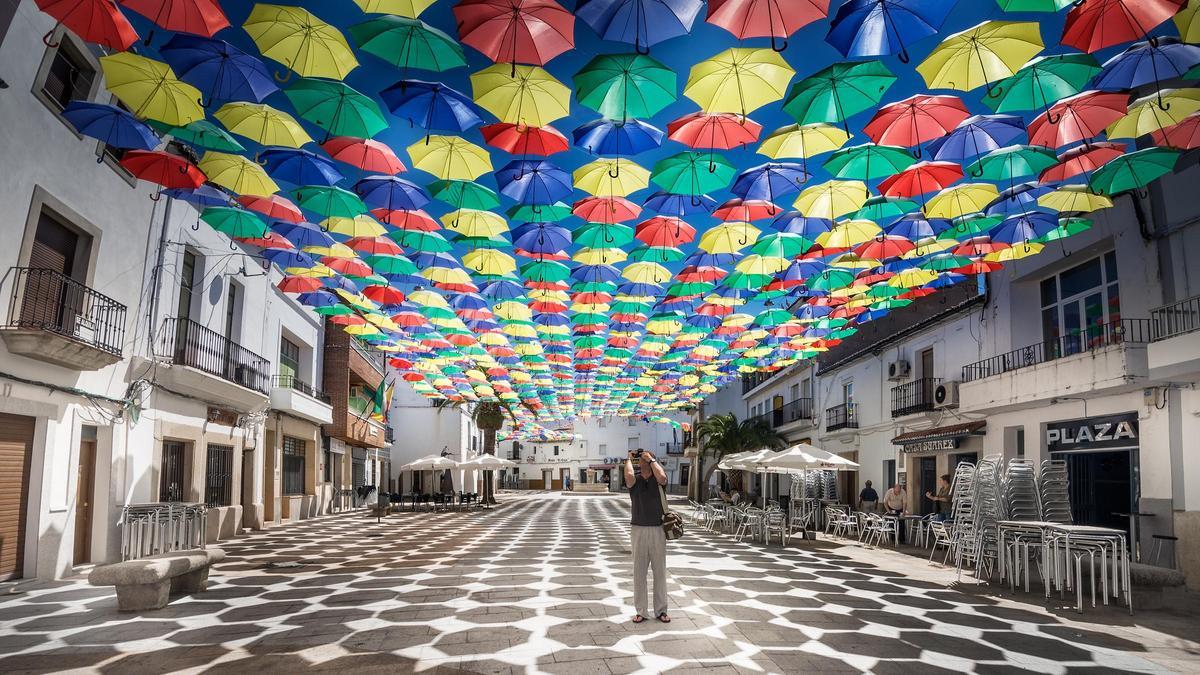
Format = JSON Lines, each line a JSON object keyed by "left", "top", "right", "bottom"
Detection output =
{"left": 1002, "top": 459, "right": 1042, "bottom": 522}
{"left": 1039, "top": 459, "right": 1073, "bottom": 524}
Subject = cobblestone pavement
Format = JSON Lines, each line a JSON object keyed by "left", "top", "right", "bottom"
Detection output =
{"left": 0, "top": 493, "right": 1197, "bottom": 674}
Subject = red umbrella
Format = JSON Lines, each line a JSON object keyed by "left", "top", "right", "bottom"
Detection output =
{"left": 678, "top": 266, "right": 726, "bottom": 282}
{"left": 402, "top": 372, "right": 425, "bottom": 382}
{"left": 372, "top": 208, "right": 438, "bottom": 231}
{"left": 706, "top": 0, "right": 830, "bottom": 50}
{"left": 321, "top": 136, "right": 405, "bottom": 174}
{"left": 1062, "top": 0, "right": 1185, "bottom": 54}
{"left": 236, "top": 233, "right": 294, "bottom": 250}
{"left": 362, "top": 285, "right": 406, "bottom": 304}
{"left": 36, "top": 0, "right": 138, "bottom": 50}
{"left": 864, "top": 94, "right": 970, "bottom": 151}
{"left": 119, "top": 150, "right": 205, "bottom": 190}
{"left": 877, "top": 161, "right": 963, "bottom": 198}
{"left": 237, "top": 194, "right": 303, "bottom": 223}
{"left": 345, "top": 235, "right": 403, "bottom": 256}
{"left": 453, "top": 0, "right": 574, "bottom": 70}
{"left": 119, "top": 0, "right": 229, "bottom": 37}
{"left": 277, "top": 275, "right": 323, "bottom": 293}
{"left": 434, "top": 280, "right": 477, "bottom": 293}
{"left": 1151, "top": 112, "right": 1200, "bottom": 150}
{"left": 330, "top": 314, "right": 366, "bottom": 326}
{"left": 713, "top": 198, "right": 781, "bottom": 221}
{"left": 1028, "top": 91, "right": 1128, "bottom": 149}
{"left": 1039, "top": 142, "right": 1126, "bottom": 182}
{"left": 853, "top": 236, "right": 916, "bottom": 259}
{"left": 635, "top": 216, "right": 696, "bottom": 246}
{"left": 573, "top": 196, "right": 640, "bottom": 223}
{"left": 389, "top": 357, "right": 413, "bottom": 369}
{"left": 481, "top": 123, "right": 569, "bottom": 155}
{"left": 667, "top": 113, "right": 762, "bottom": 149}
{"left": 515, "top": 248, "right": 569, "bottom": 260}
{"left": 321, "top": 257, "right": 373, "bottom": 277}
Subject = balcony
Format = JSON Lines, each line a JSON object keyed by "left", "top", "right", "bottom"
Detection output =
{"left": 825, "top": 403, "right": 858, "bottom": 432}
{"left": 1, "top": 267, "right": 126, "bottom": 370}
{"left": 890, "top": 378, "right": 942, "bottom": 417}
{"left": 269, "top": 374, "right": 333, "bottom": 425}
{"left": 664, "top": 442, "right": 684, "bottom": 456}
{"left": 777, "top": 398, "right": 814, "bottom": 427}
{"left": 959, "top": 319, "right": 1151, "bottom": 413}
{"left": 149, "top": 317, "right": 270, "bottom": 408}
{"left": 1148, "top": 295, "right": 1200, "bottom": 380}
{"left": 350, "top": 337, "right": 386, "bottom": 374}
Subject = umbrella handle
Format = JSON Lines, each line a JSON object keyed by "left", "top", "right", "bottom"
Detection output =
{"left": 985, "top": 83, "right": 1005, "bottom": 101}
{"left": 634, "top": 36, "right": 650, "bottom": 56}
{"left": 229, "top": 239, "right": 238, "bottom": 251}
{"left": 273, "top": 69, "right": 292, "bottom": 83}
{"left": 969, "top": 165, "right": 984, "bottom": 178}
{"left": 143, "top": 29, "right": 155, "bottom": 47}
{"left": 96, "top": 155, "right": 105, "bottom": 164}
{"left": 1136, "top": 187, "right": 1150, "bottom": 200}
{"left": 149, "top": 191, "right": 161, "bottom": 202}
{"left": 1157, "top": 92, "right": 1171, "bottom": 112}
{"left": 913, "top": 145, "right": 922, "bottom": 159}
{"left": 690, "top": 194, "right": 702, "bottom": 207}
{"left": 42, "top": 27, "right": 59, "bottom": 48}
{"left": 771, "top": 36, "right": 788, "bottom": 53}
{"left": 897, "top": 47, "right": 911, "bottom": 65}
{"left": 608, "top": 164, "right": 620, "bottom": 179}
{"left": 191, "top": 219, "right": 200, "bottom": 231}
{"left": 1046, "top": 111, "right": 1062, "bottom": 125}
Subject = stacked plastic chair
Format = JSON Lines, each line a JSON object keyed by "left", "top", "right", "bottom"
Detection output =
{"left": 1001, "top": 459, "right": 1042, "bottom": 521}
{"left": 1038, "top": 459, "right": 1073, "bottom": 524}
{"left": 821, "top": 470, "right": 839, "bottom": 502}
{"left": 947, "top": 461, "right": 976, "bottom": 572}
{"left": 954, "top": 456, "right": 1001, "bottom": 581}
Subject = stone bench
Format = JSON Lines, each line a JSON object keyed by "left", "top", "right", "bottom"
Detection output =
{"left": 89, "top": 548, "right": 226, "bottom": 611}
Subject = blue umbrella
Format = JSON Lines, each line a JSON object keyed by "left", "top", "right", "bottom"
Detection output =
{"left": 771, "top": 211, "right": 833, "bottom": 240}
{"left": 323, "top": 276, "right": 359, "bottom": 293}
{"left": 684, "top": 251, "right": 739, "bottom": 267}
{"left": 162, "top": 184, "right": 232, "bottom": 207}
{"left": 259, "top": 148, "right": 344, "bottom": 187}
{"left": 261, "top": 249, "right": 317, "bottom": 269}
{"left": 354, "top": 175, "right": 430, "bottom": 211}
{"left": 617, "top": 282, "right": 663, "bottom": 295}
{"left": 1094, "top": 38, "right": 1200, "bottom": 93}
{"left": 379, "top": 273, "right": 425, "bottom": 287}
{"left": 296, "top": 289, "right": 338, "bottom": 307}
{"left": 495, "top": 160, "right": 573, "bottom": 205}
{"left": 826, "top": 0, "right": 957, "bottom": 62}
{"left": 61, "top": 101, "right": 160, "bottom": 151}
{"left": 571, "top": 263, "right": 622, "bottom": 284}
{"left": 270, "top": 220, "right": 335, "bottom": 248}
{"left": 884, "top": 213, "right": 951, "bottom": 240}
{"left": 479, "top": 278, "right": 527, "bottom": 300}
{"left": 379, "top": 80, "right": 483, "bottom": 132}
{"left": 991, "top": 212, "right": 1058, "bottom": 243}
{"left": 731, "top": 162, "right": 810, "bottom": 202}
{"left": 926, "top": 114, "right": 1026, "bottom": 162}
{"left": 159, "top": 34, "right": 277, "bottom": 105}
{"left": 512, "top": 222, "right": 572, "bottom": 252}
{"left": 986, "top": 182, "right": 1054, "bottom": 216}
{"left": 411, "top": 251, "right": 460, "bottom": 268}
{"left": 643, "top": 190, "right": 715, "bottom": 216}
{"left": 573, "top": 118, "right": 664, "bottom": 156}
{"left": 576, "top": 0, "right": 704, "bottom": 53}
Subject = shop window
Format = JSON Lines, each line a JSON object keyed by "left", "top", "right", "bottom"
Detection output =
{"left": 203, "top": 444, "right": 233, "bottom": 507}
{"left": 282, "top": 436, "right": 305, "bottom": 496}
{"left": 1040, "top": 252, "right": 1120, "bottom": 353}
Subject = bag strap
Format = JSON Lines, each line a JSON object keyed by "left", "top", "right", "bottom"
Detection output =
{"left": 657, "top": 481, "right": 670, "bottom": 517}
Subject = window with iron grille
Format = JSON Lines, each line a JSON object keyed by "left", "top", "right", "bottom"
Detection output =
{"left": 352, "top": 456, "right": 366, "bottom": 488}
{"left": 282, "top": 436, "right": 305, "bottom": 496}
{"left": 40, "top": 37, "right": 95, "bottom": 111}
{"left": 204, "top": 444, "right": 233, "bottom": 507}
{"left": 323, "top": 443, "right": 333, "bottom": 483}
{"left": 160, "top": 441, "right": 187, "bottom": 502}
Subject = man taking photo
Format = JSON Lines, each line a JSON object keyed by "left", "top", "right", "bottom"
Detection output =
{"left": 624, "top": 448, "right": 670, "bottom": 624}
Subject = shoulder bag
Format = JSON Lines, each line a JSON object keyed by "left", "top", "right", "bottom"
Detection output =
{"left": 658, "top": 482, "right": 684, "bottom": 540}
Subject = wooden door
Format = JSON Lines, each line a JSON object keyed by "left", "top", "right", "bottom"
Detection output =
{"left": 0, "top": 414, "right": 35, "bottom": 580}
{"left": 74, "top": 432, "right": 96, "bottom": 565}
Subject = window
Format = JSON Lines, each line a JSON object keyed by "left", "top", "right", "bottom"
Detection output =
{"left": 39, "top": 37, "right": 95, "bottom": 111}
{"left": 801, "top": 377, "right": 812, "bottom": 399}
{"left": 204, "top": 444, "right": 233, "bottom": 507}
{"left": 680, "top": 464, "right": 690, "bottom": 486}
{"left": 598, "top": 443, "right": 607, "bottom": 458}
{"left": 789, "top": 383, "right": 800, "bottom": 401}
{"left": 323, "top": 446, "right": 333, "bottom": 483}
{"left": 883, "top": 459, "right": 896, "bottom": 490}
{"left": 1040, "top": 252, "right": 1120, "bottom": 354}
{"left": 279, "top": 337, "right": 301, "bottom": 385}
{"left": 1016, "top": 428, "right": 1025, "bottom": 458}
{"left": 598, "top": 417, "right": 607, "bottom": 428}
{"left": 552, "top": 445, "right": 559, "bottom": 456}
{"left": 628, "top": 417, "right": 637, "bottom": 426}
{"left": 627, "top": 436, "right": 639, "bottom": 451}
{"left": 224, "top": 281, "right": 240, "bottom": 343}
{"left": 282, "top": 436, "right": 305, "bottom": 496}
{"left": 160, "top": 441, "right": 187, "bottom": 502}
{"left": 843, "top": 381, "right": 855, "bottom": 406}
{"left": 177, "top": 250, "right": 197, "bottom": 322}
{"left": 511, "top": 441, "right": 520, "bottom": 460}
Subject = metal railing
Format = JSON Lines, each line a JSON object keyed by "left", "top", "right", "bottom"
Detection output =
{"left": 825, "top": 403, "right": 858, "bottom": 432}
{"left": 746, "top": 411, "right": 772, "bottom": 428}
{"left": 272, "top": 373, "right": 331, "bottom": 403}
{"left": 5, "top": 266, "right": 126, "bottom": 355}
{"left": 891, "top": 378, "right": 942, "bottom": 417}
{"left": 157, "top": 317, "right": 271, "bottom": 393}
{"left": 778, "top": 398, "right": 814, "bottom": 425}
{"left": 742, "top": 370, "right": 776, "bottom": 394}
{"left": 961, "top": 318, "right": 1152, "bottom": 383}
{"left": 203, "top": 444, "right": 233, "bottom": 507}
{"left": 664, "top": 442, "right": 683, "bottom": 455}
{"left": 350, "top": 337, "right": 386, "bottom": 373}
{"left": 1151, "top": 295, "right": 1200, "bottom": 342}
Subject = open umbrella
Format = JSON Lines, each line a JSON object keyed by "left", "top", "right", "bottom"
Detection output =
{"left": 408, "top": 135, "right": 492, "bottom": 181}
{"left": 826, "top": 0, "right": 956, "bottom": 62}
{"left": 482, "top": 123, "right": 569, "bottom": 156}
{"left": 151, "top": 119, "right": 244, "bottom": 152}
{"left": 454, "top": 0, "right": 574, "bottom": 71}
{"left": 574, "top": 119, "right": 665, "bottom": 156}
{"left": 354, "top": 176, "right": 430, "bottom": 211}
{"left": 243, "top": 4, "right": 358, "bottom": 80}
{"left": 706, "top": 0, "right": 830, "bottom": 51}
{"left": 731, "top": 162, "right": 809, "bottom": 202}
{"left": 575, "top": 52, "right": 676, "bottom": 120}
{"left": 259, "top": 148, "right": 343, "bottom": 186}
{"left": 1027, "top": 91, "right": 1128, "bottom": 149}
{"left": 864, "top": 94, "right": 970, "bottom": 152}
{"left": 348, "top": 15, "right": 467, "bottom": 72}
{"left": 1094, "top": 38, "right": 1200, "bottom": 93}
{"left": 983, "top": 53, "right": 1100, "bottom": 115}
{"left": 651, "top": 152, "right": 735, "bottom": 195}
{"left": 294, "top": 185, "right": 368, "bottom": 219}
{"left": 926, "top": 114, "right": 1026, "bottom": 162}
{"left": 120, "top": 150, "right": 206, "bottom": 190}
{"left": 783, "top": 60, "right": 896, "bottom": 128}
{"left": 1151, "top": 111, "right": 1200, "bottom": 150}
{"left": 577, "top": 0, "right": 704, "bottom": 53}
{"left": 1062, "top": 0, "right": 1186, "bottom": 54}
{"left": 496, "top": 159, "right": 573, "bottom": 204}
{"left": 35, "top": 0, "right": 138, "bottom": 50}
{"left": 824, "top": 143, "right": 916, "bottom": 180}
{"left": 214, "top": 102, "right": 312, "bottom": 148}
{"left": 120, "top": 0, "right": 229, "bottom": 37}
{"left": 574, "top": 159, "right": 650, "bottom": 197}
{"left": 968, "top": 145, "right": 1058, "bottom": 182}
{"left": 684, "top": 47, "right": 795, "bottom": 115}
{"left": 1108, "top": 89, "right": 1200, "bottom": 140}
{"left": 159, "top": 34, "right": 278, "bottom": 105}
{"left": 917, "top": 20, "right": 1044, "bottom": 94}
{"left": 470, "top": 64, "right": 571, "bottom": 127}
{"left": 878, "top": 161, "right": 963, "bottom": 198}
{"left": 380, "top": 79, "right": 483, "bottom": 132}
{"left": 794, "top": 180, "right": 868, "bottom": 219}
{"left": 285, "top": 78, "right": 388, "bottom": 140}
{"left": 61, "top": 101, "right": 160, "bottom": 151}
{"left": 322, "top": 136, "right": 406, "bottom": 174}
{"left": 99, "top": 52, "right": 203, "bottom": 126}
{"left": 1088, "top": 147, "right": 1180, "bottom": 195}
{"left": 199, "top": 151, "right": 279, "bottom": 197}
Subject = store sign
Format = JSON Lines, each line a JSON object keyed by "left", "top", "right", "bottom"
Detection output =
{"left": 1046, "top": 413, "right": 1139, "bottom": 452}
{"left": 900, "top": 438, "right": 958, "bottom": 453}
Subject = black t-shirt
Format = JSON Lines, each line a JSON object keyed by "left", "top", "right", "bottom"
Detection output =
{"left": 629, "top": 471, "right": 665, "bottom": 526}
{"left": 860, "top": 487, "right": 879, "bottom": 502}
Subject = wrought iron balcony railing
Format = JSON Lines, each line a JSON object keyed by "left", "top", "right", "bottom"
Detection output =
{"left": 961, "top": 319, "right": 1152, "bottom": 383}
{"left": 825, "top": 403, "right": 858, "bottom": 432}
{"left": 890, "top": 378, "right": 942, "bottom": 417}
{"left": 157, "top": 317, "right": 270, "bottom": 393}
{"left": 5, "top": 266, "right": 126, "bottom": 355}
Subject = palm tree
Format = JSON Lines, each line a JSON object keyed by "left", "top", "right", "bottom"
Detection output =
{"left": 471, "top": 401, "right": 507, "bottom": 505}
{"left": 692, "top": 413, "right": 785, "bottom": 501}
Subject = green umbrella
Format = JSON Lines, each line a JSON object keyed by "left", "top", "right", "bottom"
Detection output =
{"left": 453, "top": 234, "right": 512, "bottom": 250}
{"left": 751, "top": 232, "right": 807, "bottom": 257}
{"left": 866, "top": 283, "right": 909, "bottom": 298}
{"left": 509, "top": 202, "right": 571, "bottom": 222}
{"left": 610, "top": 300, "right": 650, "bottom": 313}
{"left": 806, "top": 267, "right": 857, "bottom": 291}
{"left": 363, "top": 254, "right": 419, "bottom": 275}
{"left": 650, "top": 151, "right": 735, "bottom": 194}
{"left": 201, "top": 207, "right": 267, "bottom": 238}
{"left": 1089, "top": 148, "right": 1180, "bottom": 195}
{"left": 292, "top": 185, "right": 367, "bottom": 218}
{"left": 574, "top": 222, "right": 635, "bottom": 247}
{"left": 753, "top": 308, "right": 792, "bottom": 326}
{"left": 345, "top": 273, "right": 388, "bottom": 287}
{"left": 938, "top": 213, "right": 1003, "bottom": 240}
{"left": 870, "top": 298, "right": 913, "bottom": 310}
{"left": 348, "top": 15, "right": 466, "bottom": 72}
{"left": 984, "top": 54, "right": 1100, "bottom": 114}
{"left": 1186, "top": 63, "right": 1200, "bottom": 81}
{"left": 151, "top": 119, "right": 244, "bottom": 152}
{"left": 575, "top": 281, "right": 617, "bottom": 293}
{"left": 574, "top": 53, "right": 676, "bottom": 120}
{"left": 574, "top": 336, "right": 606, "bottom": 348}
{"left": 995, "top": 0, "right": 1074, "bottom": 11}
{"left": 665, "top": 281, "right": 714, "bottom": 295}
{"left": 520, "top": 260, "right": 570, "bottom": 283}
{"left": 824, "top": 143, "right": 916, "bottom": 180}
{"left": 918, "top": 254, "right": 973, "bottom": 271}
{"left": 429, "top": 179, "right": 499, "bottom": 210}
{"left": 967, "top": 145, "right": 1058, "bottom": 182}
{"left": 852, "top": 196, "right": 919, "bottom": 222}
{"left": 389, "top": 229, "right": 452, "bottom": 252}
{"left": 783, "top": 61, "right": 897, "bottom": 126}
{"left": 313, "top": 303, "right": 353, "bottom": 316}
{"left": 1033, "top": 217, "right": 1092, "bottom": 243}
{"left": 627, "top": 245, "right": 684, "bottom": 262}
{"left": 724, "top": 271, "right": 772, "bottom": 290}
{"left": 572, "top": 313, "right": 608, "bottom": 325}
{"left": 284, "top": 78, "right": 388, "bottom": 139}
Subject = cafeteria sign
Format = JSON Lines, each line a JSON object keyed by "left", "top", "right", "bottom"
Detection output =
{"left": 1045, "top": 412, "right": 1138, "bottom": 452}
{"left": 900, "top": 438, "right": 958, "bottom": 453}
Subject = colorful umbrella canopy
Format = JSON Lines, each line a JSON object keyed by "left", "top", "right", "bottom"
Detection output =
{"left": 577, "top": 0, "right": 704, "bottom": 52}
{"left": 454, "top": 0, "right": 575, "bottom": 69}
{"left": 684, "top": 47, "right": 795, "bottom": 115}
{"left": 121, "top": 0, "right": 229, "bottom": 37}
{"left": 99, "top": 52, "right": 204, "bottom": 126}
{"left": 470, "top": 64, "right": 571, "bottom": 127}
{"left": 917, "top": 21, "right": 1044, "bottom": 93}
{"left": 214, "top": 102, "right": 312, "bottom": 148}
{"left": 159, "top": 34, "right": 278, "bottom": 105}
{"left": 707, "top": 0, "right": 831, "bottom": 49}
{"left": 783, "top": 60, "right": 896, "bottom": 126}
{"left": 61, "top": 101, "right": 160, "bottom": 151}
{"left": 1062, "top": 0, "right": 1186, "bottom": 54}
{"left": 826, "top": 0, "right": 956, "bottom": 62}
{"left": 284, "top": 77, "right": 388, "bottom": 139}
{"left": 349, "top": 15, "right": 467, "bottom": 72}
{"left": 243, "top": 3, "right": 358, "bottom": 80}
{"left": 36, "top": 0, "right": 138, "bottom": 50}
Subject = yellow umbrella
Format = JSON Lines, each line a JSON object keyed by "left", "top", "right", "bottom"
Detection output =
{"left": 917, "top": 21, "right": 1043, "bottom": 92}
{"left": 199, "top": 152, "right": 279, "bottom": 197}
{"left": 573, "top": 159, "right": 649, "bottom": 197}
{"left": 463, "top": 249, "right": 516, "bottom": 276}
{"left": 734, "top": 255, "right": 789, "bottom": 275}
{"left": 985, "top": 242, "right": 1044, "bottom": 262}
{"left": 527, "top": 288, "right": 568, "bottom": 302}
{"left": 494, "top": 302, "right": 532, "bottom": 321}
{"left": 98, "top": 53, "right": 203, "bottom": 126}
{"left": 306, "top": 242, "right": 358, "bottom": 258}
{"left": 828, "top": 253, "right": 881, "bottom": 269}
{"left": 408, "top": 289, "right": 449, "bottom": 306}
{"left": 353, "top": 0, "right": 435, "bottom": 17}
{"left": 698, "top": 222, "right": 760, "bottom": 253}
{"left": 335, "top": 288, "right": 378, "bottom": 310}
{"left": 470, "top": 64, "right": 570, "bottom": 127}
{"left": 1037, "top": 186, "right": 1113, "bottom": 213}
{"left": 647, "top": 317, "right": 682, "bottom": 335}
{"left": 243, "top": 4, "right": 357, "bottom": 80}
{"left": 285, "top": 263, "right": 333, "bottom": 277}
{"left": 573, "top": 248, "right": 628, "bottom": 264}
{"left": 902, "top": 240, "right": 957, "bottom": 258}
{"left": 422, "top": 267, "right": 473, "bottom": 286}
{"left": 623, "top": 261, "right": 672, "bottom": 284}
{"left": 924, "top": 183, "right": 999, "bottom": 219}
{"left": 214, "top": 102, "right": 311, "bottom": 148}
{"left": 322, "top": 215, "right": 387, "bottom": 238}
{"left": 1178, "top": 0, "right": 1200, "bottom": 42}
{"left": 758, "top": 123, "right": 850, "bottom": 159}
{"left": 818, "top": 220, "right": 881, "bottom": 248}
{"left": 441, "top": 209, "right": 507, "bottom": 237}
{"left": 344, "top": 324, "right": 382, "bottom": 337}
{"left": 1108, "top": 89, "right": 1200, "bottom": 139}
{"left": 684, "top": 48, "right": 794, "bottom": 115}
{"left": 364, "top": 313, "right": 399, "bottom": 331}
{"left": 571, "top": 301, "right": 611, "bottom": 313}
{"left": 408, "top": 135, "right": 492, "bottom": 181}
{"left": 794, "top": 180, "right": 868, "bottom": 219}
{"left": 888, "top": 269, "right": 939, "bottom": 288}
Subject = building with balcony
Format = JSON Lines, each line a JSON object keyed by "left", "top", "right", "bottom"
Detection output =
{"left": 387, "top": 387, "right": 486, "bottom": 495}
{"left": 322, "top": 323, "right": 390, "bottom": 501}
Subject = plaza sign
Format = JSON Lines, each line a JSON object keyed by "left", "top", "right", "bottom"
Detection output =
{"left": 900, "top": 439, "right": 958, "bottom": 453}
{"left": 1045, "top": 413, "right": 1139, "bottom": 452}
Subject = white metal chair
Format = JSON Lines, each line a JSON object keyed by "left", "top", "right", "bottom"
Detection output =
{"left": 929, "top": 521, "right": 954, "bottom": 565}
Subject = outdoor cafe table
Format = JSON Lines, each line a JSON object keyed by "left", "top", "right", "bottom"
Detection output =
{"left": 997, "top": 520, "right": 1058, "bottom": 593}
{"left": 1045, "top": 523, "right": 1131, "bottom": 614}
{"left": 899, "top": 515, "right": 924, "bottom": 546}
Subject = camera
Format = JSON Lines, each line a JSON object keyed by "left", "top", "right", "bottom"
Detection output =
{"left": 630, "top": 450, "right": 643, "bottom": 460}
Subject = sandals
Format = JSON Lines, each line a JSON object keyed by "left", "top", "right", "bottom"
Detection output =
{"left": 631, "top": 614, "right": 645, "bottom": 624}
{"left": 656, "top": 613, "right": 671, "bottom": 623}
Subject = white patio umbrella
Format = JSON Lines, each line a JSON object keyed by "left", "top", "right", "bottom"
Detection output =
{"left": 724, "top": 448, "right": 784, "bottom": 507}
{"left": 458, "top": 454, "right": 516, "bottom": 506}
{"left": 759, "top": 443, "right": 860, "bottom": 473}
{"left": 401, "top": 454, "right": 458, "bottom": 494}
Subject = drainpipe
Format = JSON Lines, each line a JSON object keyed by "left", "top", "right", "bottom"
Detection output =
{"left": 145, "top": 196, "right": 174, "bottom": 354}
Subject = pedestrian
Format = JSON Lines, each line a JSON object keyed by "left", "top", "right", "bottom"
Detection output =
{"left": 858, "top": 480, "right": 879, "bottom": 512}
{"left": 926, "top": 474, "right": 953, "bottom": 521}
{"left": 882, "top": 482, "right": 907, "bottom": 516}
{"left": 624, "top": 448, "right": 670, "bottom": 624}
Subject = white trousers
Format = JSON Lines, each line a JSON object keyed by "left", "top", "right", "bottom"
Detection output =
{"left": 631, "top": 524, "right": 668, "bottom": 617}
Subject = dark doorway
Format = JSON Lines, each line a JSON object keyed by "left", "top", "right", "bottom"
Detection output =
{"left": 951, "top": 452, "right": 978, "bottom": 471}
{"left": 1055, "top": 449, "right": 1136, "bottom": 536}
{"left": 918, "top": 457, "right": 937, "bottom": 515}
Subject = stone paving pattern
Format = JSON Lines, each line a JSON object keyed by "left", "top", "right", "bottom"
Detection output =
{"left": 0, "top": 493, "right": 1197, "bottom": 674}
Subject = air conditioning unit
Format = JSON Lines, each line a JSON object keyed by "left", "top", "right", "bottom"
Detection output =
{"left": 934, "top": 381, "right": 961, "bottom": 408}
{"left": 887, "top": 360, "right": 911, "bottom": 381}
